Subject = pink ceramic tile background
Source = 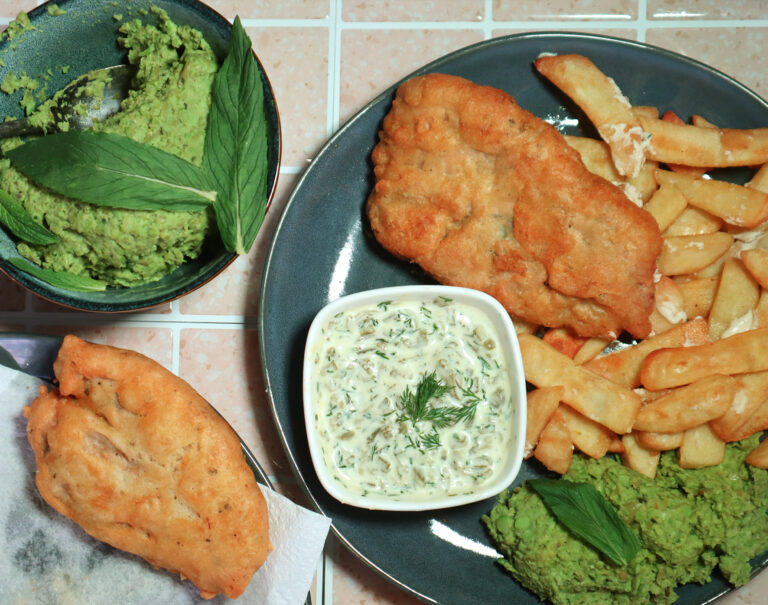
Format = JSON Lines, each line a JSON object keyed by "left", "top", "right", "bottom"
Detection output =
{"left": 2, "top": 2, "right": 768, "bottom": 604}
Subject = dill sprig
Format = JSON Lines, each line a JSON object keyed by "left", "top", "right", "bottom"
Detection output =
{"left": 397, "top": 371, "right": 480, "bottom": 449}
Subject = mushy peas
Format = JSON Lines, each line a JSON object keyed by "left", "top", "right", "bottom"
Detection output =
{"left": 483, "top": 436, "right": 768, "bottom": 605}
{"left": 0, "top": 9, "right": 218, "bottom": 286}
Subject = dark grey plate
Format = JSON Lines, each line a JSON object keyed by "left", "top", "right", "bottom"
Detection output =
{"left": 0, "top": 333, "right": 312, "bottom": 605}
{"left": 259, "top": 32, "right": 768, "bottom": 604}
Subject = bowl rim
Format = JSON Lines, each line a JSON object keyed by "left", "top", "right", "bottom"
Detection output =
{"left": 302, "top": 284, "right": 527, "bottom": 512}
{"left": 0, "top": 0, "right": 282, "bottom": 313}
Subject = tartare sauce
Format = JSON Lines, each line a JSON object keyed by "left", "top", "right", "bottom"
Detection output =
{"left": 308, "top": 296, "right": 516, "bottom": 501}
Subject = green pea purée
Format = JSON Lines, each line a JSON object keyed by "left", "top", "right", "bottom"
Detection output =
{"left": 483, "top": 436, "right": 768, "bottom": 604}
{"left": 0, "top": 9, "right": 217, "bottom": 286}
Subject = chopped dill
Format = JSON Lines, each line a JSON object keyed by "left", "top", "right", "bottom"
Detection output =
{"left": 397, "top": 371, "right": 480, "bottom": 449}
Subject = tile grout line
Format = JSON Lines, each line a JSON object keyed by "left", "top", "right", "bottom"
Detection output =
{"left": 483, "top": 0, "right": 494, "bottom": 39}
{"left": 328, "top": 0, "right": 342, "bottom": 138}
{"left": 637, "top": 0, "right": 648, "bottom": 43}
{"left": 170, "top": 322, "right": 180, "bottom": 375}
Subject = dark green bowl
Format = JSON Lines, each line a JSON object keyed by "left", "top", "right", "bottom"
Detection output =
{"left": 0, "top": 0, "right": 281, "bottom": 312}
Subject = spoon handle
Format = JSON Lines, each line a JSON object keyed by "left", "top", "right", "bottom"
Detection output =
{"left": 0, "top": 119, "right": 45, "bottom": 138}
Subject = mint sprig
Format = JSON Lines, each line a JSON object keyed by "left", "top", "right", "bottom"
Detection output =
{"left": 8, "top": 257, "right": 107, "bottom": 292}
{"left": 7, "top": 131, "right": 217, "bottom": 211}
{"left": 204, "top": 16, "right": 268, "bottom": 255}
{"left": 0, "top": 190, "right": 59, "bottom": 245}
{"left": 528, "top": 479, "right": 642, "bottom": 566}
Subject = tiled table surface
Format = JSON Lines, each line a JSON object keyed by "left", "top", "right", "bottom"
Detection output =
{"left": 1, "top": 1, "right": 768, "bottom": 603}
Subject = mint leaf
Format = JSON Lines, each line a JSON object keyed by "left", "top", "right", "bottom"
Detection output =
{"left": 0, "top": 190, "right": 59, "bottom": 245}
{"left": 203, "top": 16, "right": 268, "bottom": 255}
{"left": 528, "top": 478, "right": 642, "bottom": 566}
{"left": 8, "top": 257, "right": 107, "bottom": 291}
{"left": 7, "top": 131, "right": 216, "bottom": 212}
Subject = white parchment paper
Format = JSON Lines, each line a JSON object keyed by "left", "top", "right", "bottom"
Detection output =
{"left": 0, "top": 364, "right": 330, "bottom": 605}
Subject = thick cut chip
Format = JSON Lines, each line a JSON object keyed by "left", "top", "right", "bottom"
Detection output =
{"left": 633, "top": 374, "right": 736, "bottom": 433}
{"left": 748, "top": 163, "right": 768, "bottom": 192}
{"left": 644, "top": 183, "right": 688, "bottom": 232}
{"left": 24, "top": 336, "right": 272, "bottom": 600}
{"left": 660, "top": 111, "right": 709, "bottom": 178}
{"left": 746, "top": 437, "right": 768, "bottom": 468}
{"left": 664, "top": 207, "right": 723, "bottom": 237}
{"left": 533, "top": 408, "right": 573, "bottom": 474}
{"left": 678, "top": 424, "right": 726, "bottom": 469}
{"left": 524, "top": 386, "right": 563, "bottom": 458}
{"left": 560, "top": 404, "right": 615, "bottom": 459}
{"left": 621, "top": 433, "right": 660, "bottom": 479}
{"left": 721, "top": 399, "right": 768, "bottom": 442}
{"left": 542, "top": 327, "right": 587, "bottom": 358}
{"left": 367, "top": 73, "right": 662, "bottom": 338}
{"left": 675, "top": 276, "right": 718, "bottom": 318}
{"left": 656, "top": 169, "right": 768, "bottom": 229}
{"left": 649, "top": 276, "right": 687, "bottom": 334}
{"left": 741, "top": 248, "right": 768, "bottom": 289}
{"left": 639, "top": 116, "right": 768, "bottom": 167}
{"left": 572, "top": 337, "right": 610, "bottom": 365}
{"left": 708, "top": 258, "right": 760, "bottom": 340}
{"left": 657, "top": 232, "right": 733, "bottom": 276}
{"left": 641, "top": 327, "right": 768, "bottom": 389}
{"left": 710, "top": 370, "right": 768, "bottom": 442}
{"left": 534, "top": 54, "right": 649, "bottom": 178}
{"left": 519, "top": 334, "right": 641, "bottom": 434}
{"left": 634, "top": 430, "right": 684, "bottom": 451}
{"left": 584, "top": 317, "right": 709, "bottom": 389}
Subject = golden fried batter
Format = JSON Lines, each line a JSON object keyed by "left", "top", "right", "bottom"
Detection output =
{"left": 367, "top": 73, "right": 662, "bottom": 338}
{"left": 24, "top": 335, "right": 271, "bottom": 600}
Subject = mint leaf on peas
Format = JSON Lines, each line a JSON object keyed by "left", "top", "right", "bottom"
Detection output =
{"left": 0, "top": 190, "right": 59, "bottom": 245}
{"left": 7, "top": 257, "right": 107, "bottom": 292}
{"left": 6, "top": 131, "right": 217, "bottom": 212}
{"left": 528, "top": 478, "right": 642, "bottom": 567}
{"left": 203, "top": 16, "right": 269, "bottom": 255}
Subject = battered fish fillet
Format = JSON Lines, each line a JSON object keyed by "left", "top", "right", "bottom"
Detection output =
{"left": 367, "top": 73, "right": 662, "bottom": 338}
{"left": 24, "top": 335, "right": 271, "bottom": 600}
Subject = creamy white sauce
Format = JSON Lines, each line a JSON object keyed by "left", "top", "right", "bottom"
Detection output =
{"left": 308, "top": 297, "right": 516, "bottom": 501}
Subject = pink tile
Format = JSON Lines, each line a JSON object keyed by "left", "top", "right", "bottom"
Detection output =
{"left": 204, "top": 0, "right": 330, "bottom": 19}
{"left": 493, "top": 0, "right": 637, "bottom": 21}
{"left": 249, "top": 26, "right": 329, "bottom": 167}
{"left": 179, "top": 173, "right": 297, "bottom": 316}
{"left": 30, "top": 294, "right": 171, "bottom": 314}
{"left": 339, "top": 28, "right": 484, "bottom": 123}
{"left": 343, "top": 0, "right": 484, "bottom": 22}
{"left": 721, "top": 568, "right": 768, "bottom": 604}
{"left": 178, "top": 328, "right": 292, "bottom": 477}
{"left": 0, "top": 0, "right": 36, "bottom": 18}
{"left": 645, "top": 27, "right": 768, "bottom": 100}
{"left": 330, "top": 537, "right": 423, "bottom": 604}
{"left": 0, "top": 272, "right": 26, "bottom": 311}
{"left": 648, "top": 0, "right": 768, "bottom": 20}
{"left": 29, "top": 326, "right": 173, "bottom": 369}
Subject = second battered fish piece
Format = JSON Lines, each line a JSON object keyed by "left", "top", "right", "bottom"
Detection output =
{"left": 367, "top": 73, "right": 662, "bottom": 338}
{"left": 24, "top": 335, "right": 271, "bottom": 600}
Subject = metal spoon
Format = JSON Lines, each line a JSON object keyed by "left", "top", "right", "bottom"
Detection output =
{"left": 0, "top": 64, "right": 133, "bottom": 138}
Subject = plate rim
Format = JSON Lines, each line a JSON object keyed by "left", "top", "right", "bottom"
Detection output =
{"left": 258, "top": 30, "right": 768, "bottom": 605}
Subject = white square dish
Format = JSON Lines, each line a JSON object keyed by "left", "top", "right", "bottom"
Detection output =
{"left": 302, "top": 285, "right": 526, "bottom": 511}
